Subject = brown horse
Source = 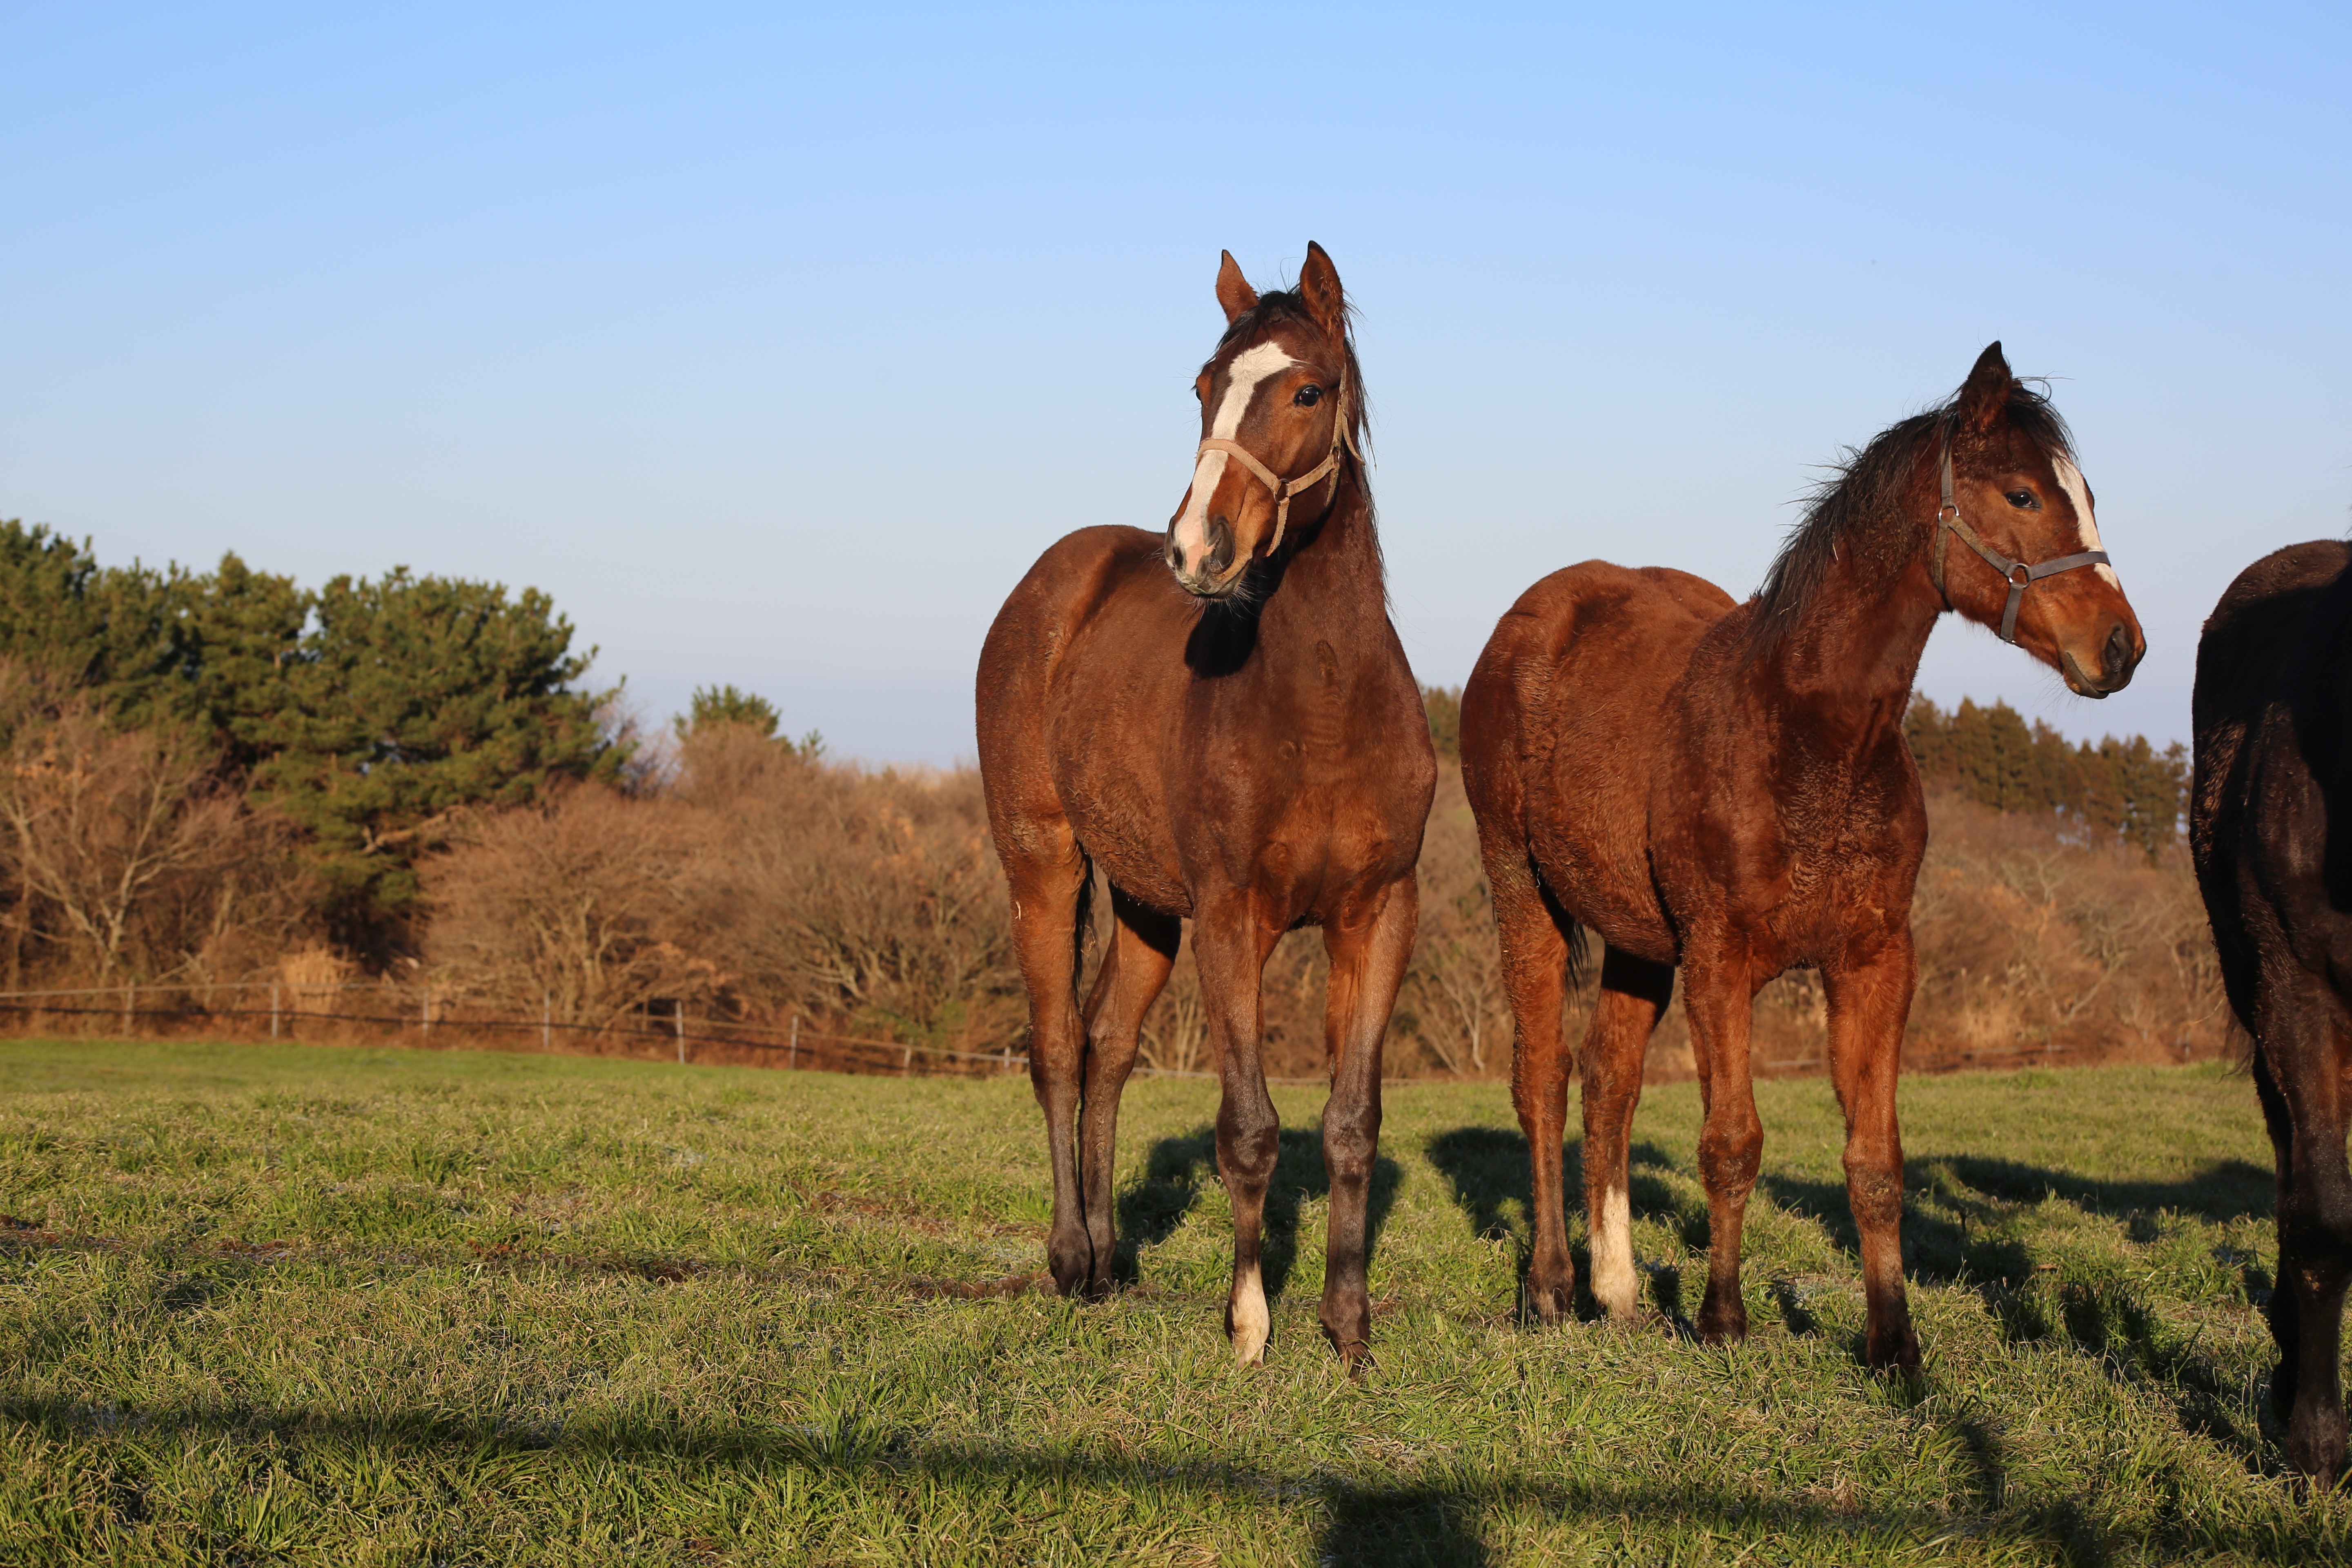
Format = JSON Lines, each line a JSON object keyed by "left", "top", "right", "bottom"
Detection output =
{"left": 976, "top": 244, "right": 1433, "bottom": 1365}
{"left": 1461, "top": 344, "right": 2143, "bottom": 1368}
{"left": 2191, "top": 541, "right": 2352, "bottom": 1484}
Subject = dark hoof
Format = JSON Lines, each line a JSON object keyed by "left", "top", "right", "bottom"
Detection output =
{"left": 1865, "top": 1321, "right": 1923, "bottom": 1374}
{"left": 2285, "top": 1408, "right": 2349, "bottom": 1488}
{"left": 1327, "top": 1334, "right": 1374, "bottom": 1377}
{"left": 1525, "top": 1265, "right": 1576, "bottom": 1328}
{"left": 1695, "top": 1287, "right": 1748, "bottom": 1345}
{"left": 1047, "top": 1237, "right": 1091, "bottom": 1297}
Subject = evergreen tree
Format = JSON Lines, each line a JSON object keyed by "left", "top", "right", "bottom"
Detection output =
{"left": 249, "top": 568, "right": 620, "bottom": 938}
{"left": 1903, "top": 693, "right": 2186, "bottom": 854}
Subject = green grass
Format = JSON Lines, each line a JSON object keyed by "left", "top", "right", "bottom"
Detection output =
{"left": 0, "top": 1038, "right": 2340, "bottom": 1564}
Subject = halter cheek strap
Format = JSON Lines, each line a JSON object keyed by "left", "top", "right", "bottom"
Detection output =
{"left": 1928, "top": 428, "right": 2111, "bottom": 645}
{"left": 1193, "top": 376, "right": 1359, "bottom": 557}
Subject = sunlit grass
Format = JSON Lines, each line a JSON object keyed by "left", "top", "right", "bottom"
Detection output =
{"left": 0, "top": 1038, "right": 2338, "bottom": 1563}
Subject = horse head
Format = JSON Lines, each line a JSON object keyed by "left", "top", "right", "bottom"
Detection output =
{"left": 1937, "top": 342, "right": 2145, "bottom": 697}
{"left": 1165, "top": 242, "right": 1361, "bottom": 600}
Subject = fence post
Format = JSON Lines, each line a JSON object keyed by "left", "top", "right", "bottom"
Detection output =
{"left": 901, "top": 1044, "right": 912, "bottom": 1077}
{"left": 122, "top": 983, "right": 133, "bottom": 1037}
{"left": 542, "top": 993, "right": 551, "bottom": 1051}
{"left": 675, "top": 1004, "right": 685, "bottom": 1067}
{"left": 270, "top": 983, "right": 280, "bottom": 1040}
{"left": 421, "top": 989, "right": 431, "bottom": 1039}
{"left": 787, "top": 1014, "right": 798, "bottom": 1071}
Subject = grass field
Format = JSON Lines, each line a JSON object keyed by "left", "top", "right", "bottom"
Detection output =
{"left": 0, "top": 1039, "right": 2342, "bottom": 1565}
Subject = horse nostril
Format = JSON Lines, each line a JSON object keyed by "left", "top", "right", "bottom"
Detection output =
{"left": 2103, "top": 622, "right": 2131, "bottom": 684}
{"left": 1205, "top": 517, "right": 1236, "bottom": 576}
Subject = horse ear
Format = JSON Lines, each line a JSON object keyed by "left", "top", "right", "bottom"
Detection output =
{"left": 1298, "top": 241, "right": 1345, "bottom": 341}
{"left": 1958, "top": 341, "right": 2014, "bottom": 434}
{"left": 1215, "top": 251, "right": 1258, "bottom": 324}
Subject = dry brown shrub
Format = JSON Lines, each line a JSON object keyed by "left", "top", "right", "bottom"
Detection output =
{"left": 669, "top": 728, "right": 1018, "bottom": 1049}
{"left": 422, "top": 784, "right": 719, "bottom": 1029}
{"left": 0, "top": 675, "right": 303, "bottom": 989}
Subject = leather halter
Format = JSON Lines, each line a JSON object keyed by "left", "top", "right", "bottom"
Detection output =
{"left": 1193, "top": 373, "right": 1360, "bottom": 557}
{"left": 1928, "top": 423, "right": 2111, "bottom": 645}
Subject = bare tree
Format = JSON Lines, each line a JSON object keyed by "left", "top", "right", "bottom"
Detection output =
{"left": 0, "top": 699, "right": 243, "bottom": 982}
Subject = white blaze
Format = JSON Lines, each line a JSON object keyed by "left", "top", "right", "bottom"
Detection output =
{"left": 1172, "top": 342, "right": 1297, "bottom": 570}
{"left": 2050, "top": 454, "right": 2122, "bottom": 590}
{"left": 1590, "top": 1184, "right": 1638, "bottom": 1321}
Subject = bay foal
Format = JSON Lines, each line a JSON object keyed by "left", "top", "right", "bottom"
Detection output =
{"left": 2192, "top": 541, "right": 2352, "bottom": 1484}
{"left": 977, "top": 245, "right": 1433, "bottom": 1364}
{"left": 1462, "top": 345, "right": 2143, "bottom": 1368}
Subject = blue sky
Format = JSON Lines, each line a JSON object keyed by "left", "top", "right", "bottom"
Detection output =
{"left": 5, "top": 4, "right": 2346, "bottom": 764}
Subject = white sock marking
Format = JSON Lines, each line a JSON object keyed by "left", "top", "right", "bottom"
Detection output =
{"left": 2050, "top": 453, "right": 2122, "bottom": 590}
{"left": 1229, "top": 1261, "right": 1270, "bottom": 1364}
{"left": 1172, "top": 342, "right": 1297, "bottom": 569}
{"left": 1591, "top": 1184, "right": 1638, "bottom": 1320}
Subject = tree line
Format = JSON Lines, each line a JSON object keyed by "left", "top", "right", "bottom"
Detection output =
{"left": 0, "top": 520, "right": 617, "bottom": 973}
{"left": 0, "top": 522, "right": 2218, "bottom": 1076}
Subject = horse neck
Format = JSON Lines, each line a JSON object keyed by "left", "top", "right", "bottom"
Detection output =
{"left": 1264, "top": 470, "right": 1385, "bottom": 626}
{"left": 1750, "top": 518, "right": 1944, "bottom": 747}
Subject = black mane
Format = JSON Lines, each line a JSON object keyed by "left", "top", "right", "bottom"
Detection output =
{"left": 1748, "top": 381, "right": 2076, "bottom": 651}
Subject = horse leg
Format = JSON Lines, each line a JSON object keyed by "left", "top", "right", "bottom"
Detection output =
{"left": 1003, "top": 829, "right": 1093, "bottom": 1295}
{"left": 1194, "top": 901, "right": 1281, "bottom": 1363}
{"left": 1076, "top": 887, "right": 1180, "bottom": 1298}
{"left": 1822, "top": 939, "right": 1923, "bottom": 1372}
{"left": 1682, "top": 939, "right": 1762, "bottom": 1344}
{"left": 1317, "top": 878, "right": 1417, "bottom": 1365}
{"left": 1582, "top": 947, "right": 1675, "bottom": 1324}
{"left": 1489, "top": 852, "right": 1577, "bottom": 1324}
{"left": 2251, "top": 985, "right": 2352, "bottom": 1485}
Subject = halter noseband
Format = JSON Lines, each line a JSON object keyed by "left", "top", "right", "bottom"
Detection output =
{"left": 1193, "top": 374, "right": 1360, "bottom": 558}
{"left": 1928, "top": 423, "right": 2111, "bottom": 645}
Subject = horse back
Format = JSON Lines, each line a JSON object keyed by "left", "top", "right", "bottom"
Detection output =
{"left": 1463, "top": 561, "right": 1736, "bottom": 962}
{"left": 2192, "top": 540, "right": 2352, "bottom": 1025}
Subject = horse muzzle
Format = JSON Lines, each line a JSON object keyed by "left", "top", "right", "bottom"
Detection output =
{"left": 1165, "top": 516, "right": 1244, "bottom": 599}
{"left": 2060, "top": 618, "right": 2144, "bottom": 699}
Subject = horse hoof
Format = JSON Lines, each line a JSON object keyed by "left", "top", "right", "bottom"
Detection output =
{"left": 1695, "top": 1296, "right": 1748, "bottom": 1345}
{"left": 1524, "top": 1270, "right": 1575, "bottom": 1328}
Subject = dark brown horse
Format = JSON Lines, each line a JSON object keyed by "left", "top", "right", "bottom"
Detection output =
{"left": 2191, "top": 541, "right": 2352, "bottom": 1484}
{"left": 1461, "top": 344, "right": 2143, "bottom": 1368}
{"left": 976, "top": 244, "right": 1433, "bottom": 1365}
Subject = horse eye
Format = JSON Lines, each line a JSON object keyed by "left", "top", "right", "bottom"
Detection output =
{"left": 1294, "top": 385, "right": 1321, "bottom": 407}
{"left": 2005, "top": 489, "right": 2037, "bottom": 509}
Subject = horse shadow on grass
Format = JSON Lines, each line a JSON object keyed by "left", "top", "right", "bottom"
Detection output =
{"left": 1113, "top": 1124, "right": 1401, "bottom": 1297}
{"left": 1426, "top": 1124, "right": 2289, "bottom": 1472}
{"left": 1424, "top": 1127, "right": 1704, "bottom": 1326}
{"left": 0, "top": 1392, "right": 2154, "bottom": 1566}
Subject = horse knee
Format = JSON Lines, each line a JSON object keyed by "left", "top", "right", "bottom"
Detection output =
{"left": 1699, "top": 1119, "right": 1762, "bottom": 1198}
{"left": 1844, "top": 1150, "right": 1905, "bottom": 1230}
{"left": 1218, "top": 1111, "right": 1279, "bottom": 1194}
{"left": 1322, "top": 1115, "right": 1378, "bottom": 1185}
